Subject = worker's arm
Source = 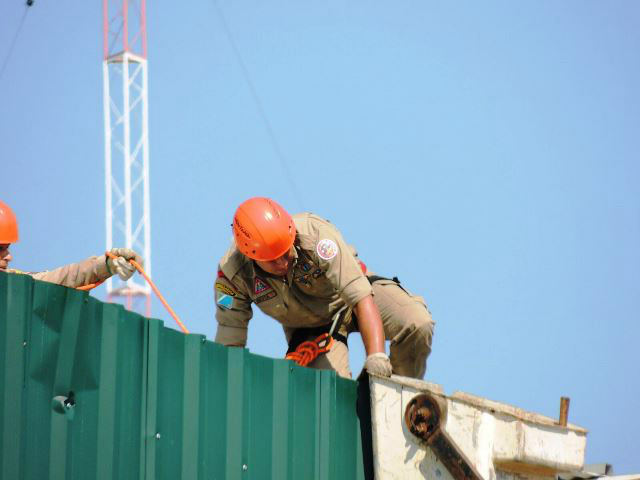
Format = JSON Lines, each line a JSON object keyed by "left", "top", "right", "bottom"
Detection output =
{"left": 308, "top": 219, "right": 392, "bottom": 377}
{"left": 355, "top": 295, "right": 393, "bottom": 377}
{"left": 29, "top": 248, "right": 142, "bottom": 289}
{"left": 30, "top": 255, "right": 111, "bottom": 288}
{"left": 355, "top": 295, "right": 385, "bottom": 355}
{"left": 214, "top": 269, "right": 253, "bottom": 347}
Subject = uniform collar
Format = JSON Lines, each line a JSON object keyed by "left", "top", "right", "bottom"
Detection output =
{"left": 285, "top": 245, "right": 300, "bottom": 285}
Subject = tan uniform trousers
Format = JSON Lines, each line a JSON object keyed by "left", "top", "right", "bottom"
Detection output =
{"left": 305, "top": 279, "right": 434, "bottom": 379}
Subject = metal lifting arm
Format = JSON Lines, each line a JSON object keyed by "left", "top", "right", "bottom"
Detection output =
{"left": 405, "top": 392, "right": 484, "bottom": 480}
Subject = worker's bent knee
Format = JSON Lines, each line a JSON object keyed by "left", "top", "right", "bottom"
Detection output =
{"left": 387, "top": 304, "right": 434, "bottom": 379}
{"left": 307, "top": 341, "right": 352, "bottom": 379}
{"left": 389, "top": 304, "right": 434, "bottom": 349}
{"left": 415, "top": 310, "right": 434, "bottom": 348}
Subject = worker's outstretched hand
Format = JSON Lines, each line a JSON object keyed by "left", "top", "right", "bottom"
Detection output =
{"left": 364, "top": 352, "right": 392, "bottom": 377}
{"left": 108, "top": 248, "right": 143, "bottom": 281}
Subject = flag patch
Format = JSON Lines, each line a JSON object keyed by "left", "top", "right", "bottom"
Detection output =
{"left": 216, "top": 291, "right": 234, "bottom": 309}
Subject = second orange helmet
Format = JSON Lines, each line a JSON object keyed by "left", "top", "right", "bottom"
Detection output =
{"left": 0, "top": 201, "right": 19, "bottom": 244}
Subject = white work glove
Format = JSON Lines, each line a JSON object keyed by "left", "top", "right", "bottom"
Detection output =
{"left": 108, "top": 248, "right": 143, "bottom": 281}
{"left": 364, "top": 352, "right": 393, "bottom": 377}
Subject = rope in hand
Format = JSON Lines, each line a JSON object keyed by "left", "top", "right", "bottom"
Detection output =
{"left": 285, "top": 333, "right": 334, "bottom": 367}
{"left": 78, "top": 252, "right": 189, "bottom": 334}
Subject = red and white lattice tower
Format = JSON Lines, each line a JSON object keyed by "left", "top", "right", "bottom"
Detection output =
{"left": 102, "top": 0, "right": 151, "bottom": 315}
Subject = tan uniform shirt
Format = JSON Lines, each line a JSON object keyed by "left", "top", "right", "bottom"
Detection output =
{"left": 214, "top": 213, "right": 373, "bottom": 346}
{"left": 8, "top": 255, "right": 111, "bottom": 289}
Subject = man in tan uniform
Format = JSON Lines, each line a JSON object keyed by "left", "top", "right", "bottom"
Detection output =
{"left": 214, "top": 197, "right": 434, "bottom": 379}
{"left": 0, "top": 200, "right": 142, "bottom": 288}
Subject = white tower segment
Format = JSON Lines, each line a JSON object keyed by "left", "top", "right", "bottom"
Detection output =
{"left": 103, "top": 0, "right": 151, "bottom": 314}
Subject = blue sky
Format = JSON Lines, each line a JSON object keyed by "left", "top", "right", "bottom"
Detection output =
{"left": 2, "top": 0, "right": 639, "bottom": 473}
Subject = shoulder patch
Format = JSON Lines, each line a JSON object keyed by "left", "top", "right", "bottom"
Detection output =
{"left": 215, "top": 281, "right": 237, "bottom": 297}
{"left": 216, "top": 291, "right": 234, "bottom": 309}
{"left": 254, "top": 277, "right": 271, "bottom": 295}
{"left": 316, "top": 238, "right": 338, "bottom": 260}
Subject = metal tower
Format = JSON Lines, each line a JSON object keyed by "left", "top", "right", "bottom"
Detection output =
{"left": 103, "top": 0, "right": 151, "bottom": 315}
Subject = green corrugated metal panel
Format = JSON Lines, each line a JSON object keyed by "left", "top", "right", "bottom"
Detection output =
{"left": 0, "top": 272, "right": 364, "bottom": 479}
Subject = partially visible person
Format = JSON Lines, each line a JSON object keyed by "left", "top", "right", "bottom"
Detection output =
{"left": 0, "top": 200, "right": 142, "bottom": 288}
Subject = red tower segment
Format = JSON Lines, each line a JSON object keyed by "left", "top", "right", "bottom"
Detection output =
{"left": 103, "top": 0, "right": 147, "bottom": 60}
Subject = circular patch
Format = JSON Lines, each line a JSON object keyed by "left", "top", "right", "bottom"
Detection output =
{"left": 316, "top": 238, "right": 339, "bottom": 260}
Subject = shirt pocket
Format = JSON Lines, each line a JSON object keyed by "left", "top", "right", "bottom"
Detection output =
{"left": 307, "top": 270, "right": 338, "bottom": 298}
{"left": 253, "top": 288, "right": 288, "bottom": 319}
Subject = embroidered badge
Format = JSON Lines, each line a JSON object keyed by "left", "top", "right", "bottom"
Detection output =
{"left": 255, "top": 290, "right": 277, "bottom": 304}
{"left": 316, "top": 239, "right": 338, "bottom": 260}
{"left": 215, "top": 282, "right": 237, "bottom": 297}
{"left": 254, "top": 277, "right": 271, "bottom": 295}
{"left": 295, "top": 274, "right": 312, "bottom": 286}
{"left": 216, "top": 291, "right": 234, "bottom": 309}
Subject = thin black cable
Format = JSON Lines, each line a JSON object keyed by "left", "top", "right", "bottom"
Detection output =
{"left": 211, "top": 0, "right": 305, "bottom": 211}
{"left": 0, "top": 5, "right": 30, "bottom": 84}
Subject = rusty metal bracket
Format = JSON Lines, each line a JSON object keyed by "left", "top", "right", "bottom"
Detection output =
{"left": 405, "top": 393, "right": 484, "bottom": 480}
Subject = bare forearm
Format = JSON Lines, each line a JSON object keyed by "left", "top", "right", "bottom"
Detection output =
{"left": 355, "top": 295, "right": 385, "bottom": 356}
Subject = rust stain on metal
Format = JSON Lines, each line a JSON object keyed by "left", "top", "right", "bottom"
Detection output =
{"left": 495, "top": 460, "right": 561, "bottom": 477}
{"left": 559, "top": 396, "right": 570, "bottom": 427}
{"left": 405, "top": 393, "right": 484, "bottom": 480}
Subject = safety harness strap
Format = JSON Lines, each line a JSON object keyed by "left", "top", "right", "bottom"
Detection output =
{"left": 286, "top": 325, "right": 347, "bottom": 354}
{"left": 367, "top": 274, "right": 408, "bottom": 294}
{"left": 367, "top": 274, "right": 400, "bottom": 285}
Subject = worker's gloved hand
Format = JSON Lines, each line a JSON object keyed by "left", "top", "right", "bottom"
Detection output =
{"left": 364, "top": 352, "right": 392, "bottom": 377}
{"left": 108, "top": 248, "right": 143, "bottom": 281}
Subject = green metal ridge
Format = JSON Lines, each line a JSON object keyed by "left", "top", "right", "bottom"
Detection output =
{"left": 1, "top": 273, "right": 30, "bottom": 480}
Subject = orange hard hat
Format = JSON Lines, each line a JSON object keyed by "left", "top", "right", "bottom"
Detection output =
{"left": 0, "top": 201, "right": 19, "bottom": 244}
{"left": 233, "top": 197, "right": 296, "bottom": 261}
